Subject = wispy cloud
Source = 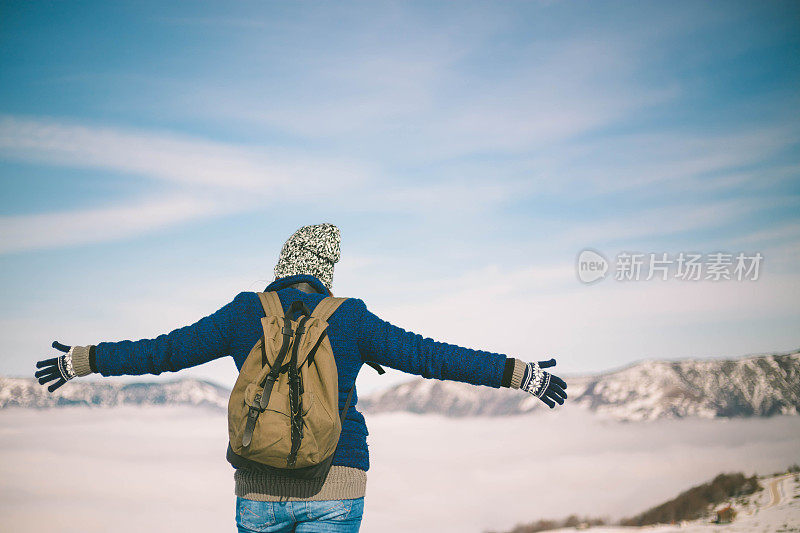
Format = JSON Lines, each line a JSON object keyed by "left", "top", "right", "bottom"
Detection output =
{"left": 0, "top": 194, "right": 222, "bottom": 254}
{"left": 0, "top": 115, "right": 379, "bottom": 253}
{"left": 329, "top": 177, "right": 536, "bottom": 216}
{"left": 554, "top": 195, "right": 799, "bottom": 247}
{"left": 553, "top": 128, "right": 800, "bottom": 196}
{"left": 175, "top": 34, "right": 676, "bottom": 162}
{"left": 0, "top": 115, "right": 371, "bottom": 193}
{"left": 0, "top": 115, "right": 540, "bottom": 253}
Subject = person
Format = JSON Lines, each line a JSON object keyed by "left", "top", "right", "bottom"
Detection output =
{"left": 35, "top": 222, "right": 568, "bottom": 533}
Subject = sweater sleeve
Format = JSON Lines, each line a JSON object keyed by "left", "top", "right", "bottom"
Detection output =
{"left": 356, "top": 299, "right": 512, "bottom": 389}
{"left": 93, "top": 292, "right": 246, "bottom": 377}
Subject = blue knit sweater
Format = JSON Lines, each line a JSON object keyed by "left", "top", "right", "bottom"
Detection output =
{"left": 94, "top": 274, "right": 511, "bottom": 471}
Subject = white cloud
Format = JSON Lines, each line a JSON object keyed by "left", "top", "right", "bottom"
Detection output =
{"left": 552, "top": 128, "right": 800, "bottom": 196}
{"left": 0, "top": 114, "right": 560, "bottom": 255}
{"left": 0, "top": 115, "right": 381, "bottom": 253}
{"left": 174, "top": 34, "right": 676, "bottom": 162}
{"left": 726, "top": 222, "right": 800, "bottom": 247}
{"left": 0, "top": 194, "right": 224, "bottom": 253}
{"left": 5, "top": 406, "right": 799, "bottom": 532}
{"left": 0, "top": 115, "right": 370, "bottom": 193}
{"left": 330, "top": 177, "right": 536, "bottom": 215}
{"left": 554, "top": 195, "right": 798, "bottom": 246}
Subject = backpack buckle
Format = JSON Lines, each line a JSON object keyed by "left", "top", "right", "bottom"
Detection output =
{"left": 281, "top": 315, "right": 295, "bottom": 337}
{"left": 251, "top": 395, "right": 266, "bottom": 414}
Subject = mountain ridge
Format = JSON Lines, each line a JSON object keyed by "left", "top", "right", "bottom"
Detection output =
{"left": 359, "top": 348, "right": 800, "bottom": 421}
{"left": 0, "top": 376, "right": 229, "bottom": 411}
{"left": 5, "top": 348, "right": 798, "bottom": 421}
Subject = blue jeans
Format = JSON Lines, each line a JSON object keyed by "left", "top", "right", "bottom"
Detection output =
{"left": 236, "top": 496, "right": 364, "bottom": 532}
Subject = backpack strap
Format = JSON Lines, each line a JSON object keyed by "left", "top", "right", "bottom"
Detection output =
{"left": 340, "top": 361, "right": 386, "bottom": 424}
{"left": 310, "top": 296, "right": 348, "bottom": 323}
{"left": 303, "top": 295, "right": 386, "bottom": 424}
{"left": 242, "top": 292, "right": 293, "bottom": 449}
{"left": 286, "top": 313, "right": 312, "bottom": 467}
{"left": 257, "top": 291, "right": 284, "bottom": 318}
{"left": 256, "top": 292, "right": 285, "bottom": 368}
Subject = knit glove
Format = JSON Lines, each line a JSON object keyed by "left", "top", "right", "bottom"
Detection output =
{"left": 520, "top": 358, "right": 567, "bottom": 408}
{"left": 35, "top": 341, "right": 94, "bottom": 393}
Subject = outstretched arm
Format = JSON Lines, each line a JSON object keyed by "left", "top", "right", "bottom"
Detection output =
{"left": 357, "top": 300, "right": 510, "bottom": 388}
{"left": 35, "top": 292, "right": 248, "bottom": 388}
{"left": 355, "top": 300, "right": 567, "bottom": 407}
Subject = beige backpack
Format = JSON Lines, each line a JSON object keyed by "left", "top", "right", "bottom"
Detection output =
{"left": 226, "top": 291, "right": 383, "bottom": 479}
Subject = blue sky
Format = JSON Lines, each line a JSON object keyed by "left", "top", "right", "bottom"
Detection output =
{"left": 1, "top": 1, "right": 799, "bottom": 393}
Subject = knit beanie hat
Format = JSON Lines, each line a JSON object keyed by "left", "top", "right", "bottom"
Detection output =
{"left": 273, "top": 223, "right": 341, "bottom": 290}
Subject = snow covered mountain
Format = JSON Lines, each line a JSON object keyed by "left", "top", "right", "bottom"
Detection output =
{"left": 359, "top": 349, "right": 800, "bottom": 421}
{"left": 5, "top": 349, "right": 799, "bottom": 421}
{"left": 0, "top": 376, "right": 229, "bottom": 411}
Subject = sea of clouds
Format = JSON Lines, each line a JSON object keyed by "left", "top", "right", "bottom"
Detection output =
{"left": 1, "top": 405, "right": 798, "bottom": 532}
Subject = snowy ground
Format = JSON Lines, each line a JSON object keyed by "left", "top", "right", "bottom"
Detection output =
{"left": 544, "top": 473, "right": 800, "bottom": 533}
{"left": 0, "top": 406, "right": 798, "bottom": 532}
